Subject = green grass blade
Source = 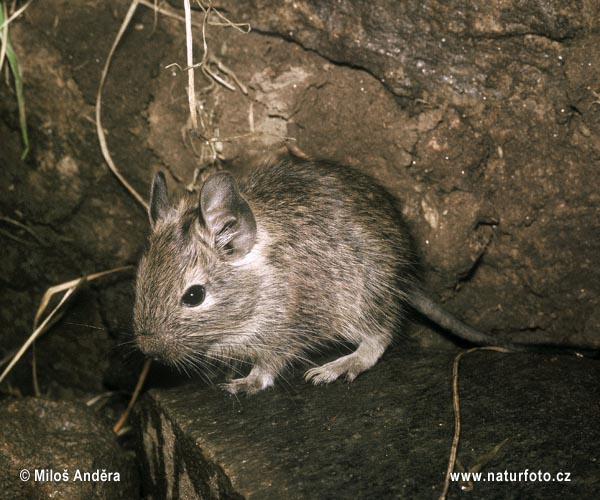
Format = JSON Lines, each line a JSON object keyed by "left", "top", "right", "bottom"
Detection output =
{"left": 0, "top": 4, "right": 29, "bottom": 159}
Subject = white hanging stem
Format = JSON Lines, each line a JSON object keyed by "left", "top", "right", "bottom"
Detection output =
{"left": 183, "top": 0, "right": 198, "bottom": 131}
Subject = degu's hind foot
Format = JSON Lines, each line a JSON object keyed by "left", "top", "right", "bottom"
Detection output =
{"left": 304, "top": 340, "right": 387, "bottom": 385}
{"left": 220, "top": 365, "right": 275, "bottom": 394}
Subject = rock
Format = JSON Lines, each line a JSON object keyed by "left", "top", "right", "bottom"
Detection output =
{"left": 216, "top": 0, "right": 600, "bottom": 104}
{"left": 0, "top": 398, "right": 139, "bottom": 500}
{"left": 134, "top": 348, "right": 600, "bottom": 499}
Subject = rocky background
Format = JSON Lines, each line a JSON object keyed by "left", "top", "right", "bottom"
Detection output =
{"left": 1, "top": 0, "right": 598, "bottom": 398}
{"left": 0, "top": 0, "right": 599, "bottom": 414}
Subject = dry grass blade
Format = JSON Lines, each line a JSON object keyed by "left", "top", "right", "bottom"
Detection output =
{"left": 95, "top": 0, "right": 147, "bottom": 210}
{"left": 0, "top": 0, "right": 33, "bottom": 31}
{"left": 0, "top": 4, "right": 8, "bottom": 72}
{"left": 0, "top": 349, "right": 16, "bottom": 369}
{"left": 33, "top": 265, "right": 133, "bottom": 327}
{"left": 0, "top": 265, "right": 133, "bottom": 387}
{"left": 138, "top": 0, "right": 250, "bottom": 32}
{"left": 86, "top": 391, "right": 117, "bottom": 408}
{"left": 468, "top": 437, "right": 510, "bottom": 474}
{"left": 113, "top": 358, "right": 152, "bottom": 434}
{"left": 211, "top": 56, "right": 248, "bottom": 94}
{"left": 28, "top": 265, "right": 134, "bottom": 395}
{"left": 0, "top": 226, "right": 32, "bottom": 246}
{"left": 438, "top": 346, "right": 511, "bottom": 500}
{"left": 202, "top": 63, "right": 235, "bottom": 91}
{"left": 183, "top": 0, "right": 198, "bottom": 131}
{"left": 0, "top": 1, "right": 30, "bottom": 159}
{"left": 139, "top": 0, "right": 202, "bottom": 27}
{"left": 194, "top": 0, "right": 250, "bottom": 33}
{"left": 0, "top": 278, "right": 86, "bottom": 386}
{"left": 0, "top": 215, "right": 45, "bottom": 245}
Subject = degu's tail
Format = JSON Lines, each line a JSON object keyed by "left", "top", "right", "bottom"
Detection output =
{"left": 408, "top": 291, "right": 600, "bottom": 359}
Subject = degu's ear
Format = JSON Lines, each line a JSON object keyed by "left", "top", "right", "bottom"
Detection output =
{"left": 200, "top": 172, "right": 257, "bottom": 260}
{"left": 149, "top": 171, "right": 169, "bottom": 228}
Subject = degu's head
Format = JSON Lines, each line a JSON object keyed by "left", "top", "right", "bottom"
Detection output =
{"left": 133, "top": 171, "right": 259, "bottom": 368}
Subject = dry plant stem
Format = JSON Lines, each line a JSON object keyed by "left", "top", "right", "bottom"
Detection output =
{"left": 203, "top": 130, "right": 296, "bottom": 144}
{"left": 139, "top": 0, "right": 203, "bottom": 28}
{"left": 151, "top": 0, "right": 158, "bottom": 33}
{"left": 95, "top": 0, "right": 148, "bottom": 210}
{"left": 0, "top": 3, "right": 8, "bottom": 72}
{"left": 86, "top": 392, "right": 116, "bottom": 407}
{"left": 0, "top": 215, "right": 45, "bottom": 245}
{"left": 0, "top": 1, "right": 29, "bottom": 158}
{"left": 0, "top": 349, "right": 16, "bottom": 369}
{"left": 438, "top": 346, "right": 511, "bottom": 500}
{"left": 195, "top": 0, "right": 251, "bottom": 33}
{"left": 0, "top": 279, "right": 86, "bottom": 386}
{"left": 212, "top": 57, "right": 248, "bottom": 94}
{"left": 113, "top": 358, "right": 152, "bottom": 434}
{"left": 183, "top": 0, "right": 198, "bottom": 131}
{"left": 33, "top": 266, "right": 133, "bottom": 327}
{"left": 12, "top": 266, "right": 133, "bottom": 392}
{"left": 142, "top": 0, "right": 251, "bottom": 137}
{"left": 32, "top": 342, "right": 40, "bottom": 396}
{"left": 0, "top": 0, "right": 33, "bottom": 31}
{"left": 202, "top": 63, "right": 235, "bottom": 91}
{"left": 0, "top": 227, "right": 32, "bottom": 246}
{"left": 29, "top": 266, "right": 133, "bottom": 392}
{"left": 140, "top": 0, "right": 250, "bottom": 32}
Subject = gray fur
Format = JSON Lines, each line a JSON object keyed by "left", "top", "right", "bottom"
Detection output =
{"left": 134, "top": 158, "right": 600, "bottom": 394}
{"left": 134, "top": 158, "right": 416, "bottom": 393}
{"left": 136, "top": 156, "right": 600, "bottom": 393}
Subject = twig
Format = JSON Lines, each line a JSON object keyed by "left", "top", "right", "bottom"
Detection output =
{"left": 95, "top": 0, "right": 147, "bottom": 209}
{"left": 439, "top": 346, "right": 511, "bottom": 500}
{"left": 33, "top": 266, "right": 133, "bottom": 327}
{"left": 113, "top": 358, "right": 152, "bottom": 434}
{"left": 211, "top": 56, "right": 248, "bottom": 94}
{"left": 0, "top": 349, "right": 16, "bottom": 369}
{"left": 0, "top": 278, "right": 86, "bottom": 386}
{"left": 0, "top": 215, "right": 46, "bottom": 245}
{"left": 138, "top": 0, "right": 204, "bottom": 28}
{"left": 140, "top": 0, "right": 250, "bottom": 32}
{"left": 0, "top": 3, "right": 8, "bottom": 72}
{"left": 151, "top": 0, "right": 158, "bottom": 33}
{"left": 0, "top": 0, "right": 33, "bottom": 31}
{"left": 202, "top": 63, "right": 235, "bottom": 91}
{"left": 201, "top": 130, "right": 296, "bottom": 144}
{"left": 175, "top": 0, "right": 251, "bottom": 126}
{"left": 31, "top": 341, "right": 40, "bottom": 396}
{"left": 97, "top": 0, "right": 251, "bottom": 205}
{"left": 86, "top": 391, "right": 117, "bottom": 408}
{"left": 183, "top": 0, "right": 198, "bottom": 131}
{"left": 194, "top": 0, "right": 250, "bottom": 33}
{"left": 8, "top": 266, "right": 133, "bottom": 392}
{"left": 0, "top": 227, "right": 33, "bottom": 246}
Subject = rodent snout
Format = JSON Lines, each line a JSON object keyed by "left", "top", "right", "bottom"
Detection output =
{"left": 136, "top": 332, "right": 179, "bottom": 364}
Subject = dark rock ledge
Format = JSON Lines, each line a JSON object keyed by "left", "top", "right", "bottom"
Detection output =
{"left": 134, "top": 347, "right": 599, "bottom": 499}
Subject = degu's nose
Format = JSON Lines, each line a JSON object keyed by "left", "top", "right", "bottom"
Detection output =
{"left": 136, "top": 332, "right": 169, "bottom": 361}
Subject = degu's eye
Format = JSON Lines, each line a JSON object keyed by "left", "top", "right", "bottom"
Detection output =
{"left": 181, "top": 285, "right": 206, "bottom": 307}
